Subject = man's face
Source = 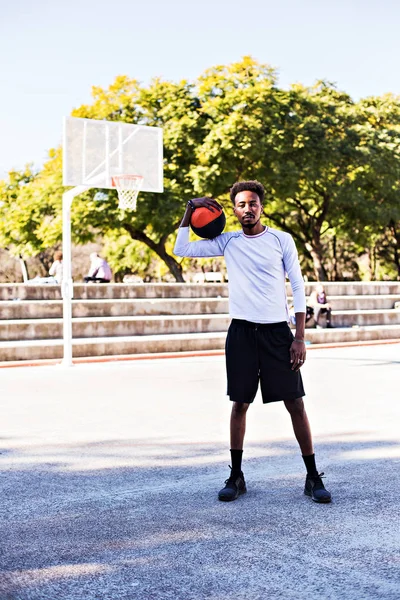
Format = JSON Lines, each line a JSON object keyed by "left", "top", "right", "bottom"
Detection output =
{"left": 233, "top": 191, "right": 263, "bottom": 228}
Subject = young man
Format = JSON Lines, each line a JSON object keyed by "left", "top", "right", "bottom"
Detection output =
{"left": 174, "top": 181, "right": 331, "bottom": 504}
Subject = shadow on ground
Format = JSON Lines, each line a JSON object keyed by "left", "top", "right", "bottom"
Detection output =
{"left": 1, "top": 436, "right": 399, "bottom": 600}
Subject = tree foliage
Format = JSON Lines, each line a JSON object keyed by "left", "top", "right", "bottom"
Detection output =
{"left": 193, "top": 63, "right": 400, "bottom": 280}
{"left": 1, "top": 58, "right": 399, "bottom": 282}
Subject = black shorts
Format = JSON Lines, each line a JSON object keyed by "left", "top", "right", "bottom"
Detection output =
{"left": 225, "top": 319, "right": 305, "bottom": 404}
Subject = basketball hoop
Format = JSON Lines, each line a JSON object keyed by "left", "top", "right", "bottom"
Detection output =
{"left": 112, "top": 174, "right": 144, "bottom": 211}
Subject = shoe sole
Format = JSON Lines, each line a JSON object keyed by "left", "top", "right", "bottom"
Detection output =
{"left": 218, "top": 487, "right": 247, "bottom": 502}
{"left": 304, "top": 490, "right": 332, "bottom": 503}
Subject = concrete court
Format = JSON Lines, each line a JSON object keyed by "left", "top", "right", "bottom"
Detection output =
{"left": 0, "top": 343, "right": 399, "bottom": 600}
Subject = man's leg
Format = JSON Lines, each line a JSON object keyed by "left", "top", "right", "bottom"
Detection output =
{"left": 313, "top": 305, "right": 321, "bottom": 326}
{"left": 230, "top": 402, "right": 249, "bottom": 450}
{"left": 284, "top": 397, "right": 331, "bottom": 503}
{"left": 284, "top": 397, "right": 313, "bottom": 456}
{"left": 229, "top": 401, "right": 250, "bottom": 472}
{"left": 218, "top": 402, "right": 250, "bottom": 502}
{"left": 220, "top": 320, "right": 258, "bottom": 502}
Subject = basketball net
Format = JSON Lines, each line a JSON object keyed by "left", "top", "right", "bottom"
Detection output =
{"left": 112, "top": 175, "right": 144, "bottom": 211}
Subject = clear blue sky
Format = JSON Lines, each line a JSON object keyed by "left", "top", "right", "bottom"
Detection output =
{"left": 1, "top": 0, "right": 400, "bottom": 179}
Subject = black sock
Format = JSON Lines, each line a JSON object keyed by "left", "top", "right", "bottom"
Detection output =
{"left": 302, "top": 453, "right": 318, "bottom": 476}
{"left": 230, "top": 449, "right": 243, "bottom": 473}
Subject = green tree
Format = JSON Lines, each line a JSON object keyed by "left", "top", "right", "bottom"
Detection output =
{"left": 194, "top": 72, "right": 345, "bottom": 278}
{"left": 0, "top": 76, "right": 208, "bottom": 281}
{"left": 0, "top": 165, "right": 38, "bottom": 257}
{"left": 341, "top": 95, "right": 400, "bottom": 280}
{"left": 0, "top": 163, "right": 54, "bottom": 278}
{"left": 193, "top": 63, "right": 400, "bottom": 280}
{"left": 102, "top": 230, "right": 163, "bottom": 282}
{"left": 2, "top": 60, "right": 400, "bottom": 282}
{"left": 71, "top": 76, "right": 208, "bottom": 281}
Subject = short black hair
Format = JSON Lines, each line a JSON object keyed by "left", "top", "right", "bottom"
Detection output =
{"left": 230, "top": 180, "right": 265, "bottom": 205}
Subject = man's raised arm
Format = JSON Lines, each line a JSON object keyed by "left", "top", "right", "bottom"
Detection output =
{"left": 174, "top": 197, "right": 226, "bottom": 258}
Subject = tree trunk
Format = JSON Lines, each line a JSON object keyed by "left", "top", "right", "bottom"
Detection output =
{"left": 123, "top": 225, "right": 185, "bottom": 282}
{"left": 372, "top": 244, "right": 377, "bottom": 281}
{"left": 156, "top": 246, "right": 185, "bottom": 282}
{"left": 306, "top": 192, "right": 330, "bottom": 281}
{"left": 305, "top": 236, "right": 328, "bottom": 281}
{"left": 331, "top": 236, "right": 338, "bottom": 281}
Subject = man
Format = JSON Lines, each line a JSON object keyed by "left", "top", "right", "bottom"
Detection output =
{"left": 84, "top": 253, "right": 112, "bottom": 283}
{"left": 308, "top": 283, "right": 333, "bottom": 328}
{"left": 174, "top": 180, "right": 331, "bottom": 504}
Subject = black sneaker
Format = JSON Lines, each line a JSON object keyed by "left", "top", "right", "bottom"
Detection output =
{"left": 218, "top": 467, "right": 247, "bottom": 502}
{"left": 304, "top": 472, "right": 332, "bottom": 503}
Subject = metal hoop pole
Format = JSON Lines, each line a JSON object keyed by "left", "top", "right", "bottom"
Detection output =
{"left": 61, "top": 185, "right": 90, "bottom": 367}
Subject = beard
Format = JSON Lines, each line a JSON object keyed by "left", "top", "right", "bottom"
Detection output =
{"left": 242, "top": 217, "right": 260, "bottom": 229}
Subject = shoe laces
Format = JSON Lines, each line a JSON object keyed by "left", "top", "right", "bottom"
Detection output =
{"left": 308, "top": 472, "right": 326, "bottom": 489}
{"left": 225, "top": 465, "right": 242, "bottom": 485}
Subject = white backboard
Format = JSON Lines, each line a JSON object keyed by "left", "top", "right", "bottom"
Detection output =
{"left": 63, "top": 117, "right": 163, "bottom": 192}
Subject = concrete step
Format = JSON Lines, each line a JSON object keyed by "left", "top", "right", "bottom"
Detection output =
{"left": 2, "top": 295, "right": 399, "bottom": 321}
{"left": 1, "top": 281, "right": 400, "bottom": 301}
{"left": 327, "top": 309, "right": 400, "bottom": 327}
{"left": 0, "top": 283, "right": 230, "bottom": 301}
{"left": 0, "top": 332, "right": 227, "bottom": 361}
{"left": 320, "top": 295, "right": 400, "bottom": 310}
{"left": 1, "top": 325, "right": 399, "bottom": 362}
{"left": 2, "top": 309, "right": 400, "bottom": 344}
{"left": 2, "top": 309, "right": 400, "bottom": 341}
{"left": 0, "top": 298, "right": 230, "bottom": 320}
{"left": 0, "top": 315, "right": 232, "bottom": 341}
{"left": 303, "top": 282, "right": 400, "bottom": 296}
{"left": 305, "top": 324, "right": 400, "bottom": 344}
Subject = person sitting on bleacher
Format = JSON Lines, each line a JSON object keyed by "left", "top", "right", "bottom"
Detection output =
{"left": 84, "top": 253, "right": 112, "bottom": 283}
{"left": 307, "top": 284, "right": 333, "bottom": 328}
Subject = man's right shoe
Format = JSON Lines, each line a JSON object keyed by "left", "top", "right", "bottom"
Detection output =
{"left": 304, "top": 472, "right": 332, "bottom": 503}
{"left": 218, "top": 467, "right": 247, "bottom": 502}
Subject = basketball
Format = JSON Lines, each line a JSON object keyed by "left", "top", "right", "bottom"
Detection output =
{"left": 190, "top": 207, "right": 226, "bottom": 239}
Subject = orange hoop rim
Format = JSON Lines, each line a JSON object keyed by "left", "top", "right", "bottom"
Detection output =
{"left": 111, "top": 174, "right": 144, "bottom": 188}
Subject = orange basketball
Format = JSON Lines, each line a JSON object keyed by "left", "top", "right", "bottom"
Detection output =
{"left": 190, "top": 207, "right": 226, "bottom": 239}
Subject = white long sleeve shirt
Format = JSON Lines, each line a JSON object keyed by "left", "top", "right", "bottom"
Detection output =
{"left": 49, "top": 260, "right": 63, "bottom": 283}
{"left": 174, "top": 226, "right": 306, "bottom": 324}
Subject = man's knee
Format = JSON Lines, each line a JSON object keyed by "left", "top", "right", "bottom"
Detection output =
{"left": 284, "top": 397, "right": 305, "bottom": 416}
{"left": 231, "top": 402, "right": 250, "bottom": 417}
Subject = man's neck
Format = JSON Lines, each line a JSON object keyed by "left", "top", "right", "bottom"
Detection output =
{"left": 242, "top": 222, "right": 266, "bottom": 236}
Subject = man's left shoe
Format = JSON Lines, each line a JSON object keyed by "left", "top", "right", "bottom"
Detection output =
{"left": 218, "top": 468, "right": 247, "bottom": 502}
{"left": 304, "top": 472, "right": 332, "bottom": 503}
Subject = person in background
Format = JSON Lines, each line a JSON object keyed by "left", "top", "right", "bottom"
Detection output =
{"left": 84, "top": 253, "right": 112, "bottom": 283}
{"left": 48, "top": 251, "right": 63, "bottom": 283}
{"left": 307, "top": 283, "right": 333, "bottom": 328}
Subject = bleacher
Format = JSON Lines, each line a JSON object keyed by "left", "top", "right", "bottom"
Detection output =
{"left": 0, "top": 282, "right": 399, "bottom": 362}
